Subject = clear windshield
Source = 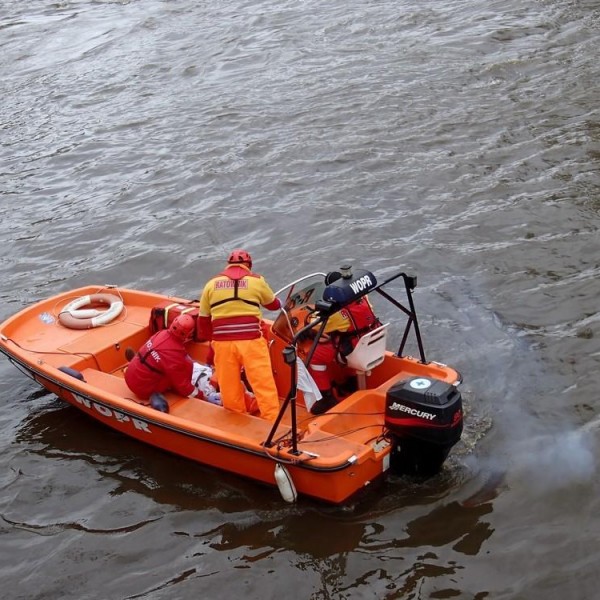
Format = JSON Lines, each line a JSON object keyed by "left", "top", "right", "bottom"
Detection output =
{"left": 271, "top": 273, "right": 326, "bottom": 343}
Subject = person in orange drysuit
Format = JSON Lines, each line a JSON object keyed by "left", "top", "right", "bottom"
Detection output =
{"left": 308, "top": 271, "right": 381, "bottom": 415}
{"left": 198, "top": 249, "right": 281, "bottom": 421}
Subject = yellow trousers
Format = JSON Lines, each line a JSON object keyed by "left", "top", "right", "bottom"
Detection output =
{"left": 212, "top": 338, "right": 280, "bottom": 421}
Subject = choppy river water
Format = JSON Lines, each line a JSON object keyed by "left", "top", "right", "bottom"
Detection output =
{"left": 1, "top": 1, "right": 599, "bottom": 598}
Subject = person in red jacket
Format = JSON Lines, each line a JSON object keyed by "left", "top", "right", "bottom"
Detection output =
{"left": 198, "top": 249, "right": 281, "bottom": 421}
{"left": 125, "top": 314, "right": 200, "bottom": 409}
{"left": 308, "top": 271, "right": 381, "bottom": 415}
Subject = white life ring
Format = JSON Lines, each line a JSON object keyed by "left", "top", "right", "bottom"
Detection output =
{"left": 58, "top": 293, "right": 124, "bottom": 329}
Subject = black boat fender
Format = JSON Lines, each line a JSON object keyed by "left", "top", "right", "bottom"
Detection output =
{"left": 58, "top": 366, "right": 86, "bottom": 382}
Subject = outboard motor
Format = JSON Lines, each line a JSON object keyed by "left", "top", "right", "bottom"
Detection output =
{"left": 385, "top": 377, "right": 463, "bottom": 476}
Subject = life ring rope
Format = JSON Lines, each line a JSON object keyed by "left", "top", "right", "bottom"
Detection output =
{"left": 58, "top": 293, "right": 124, "bottom": 329}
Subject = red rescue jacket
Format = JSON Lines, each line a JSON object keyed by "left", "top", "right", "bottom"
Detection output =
{"left": 124, "top": 329, "right": 195, "bottom": 400}
{"left": 335, "top": 298, "right": 381, "bottom": 356}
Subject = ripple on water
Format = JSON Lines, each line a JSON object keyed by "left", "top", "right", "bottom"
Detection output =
{"left": 1, "top": 0, "right": 600, "bottom": 597}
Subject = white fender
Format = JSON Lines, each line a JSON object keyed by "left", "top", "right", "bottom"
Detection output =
{"left": 274, "top": 463, "right": 297, "bottom": 503}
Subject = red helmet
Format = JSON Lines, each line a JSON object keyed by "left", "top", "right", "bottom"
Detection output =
{"left": 227, "top": 248, "right": 252, "bottom": 268}
{"left": 169, "top": 314, "right": 195, "bottom": 342}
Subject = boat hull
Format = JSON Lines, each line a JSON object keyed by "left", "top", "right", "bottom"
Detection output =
{"left": 0, "top": 285, "right": 462, "bottom": 504}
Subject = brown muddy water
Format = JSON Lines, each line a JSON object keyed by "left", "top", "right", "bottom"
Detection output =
{"left": 1, "top": 1, "right": 599, "bottom": 598}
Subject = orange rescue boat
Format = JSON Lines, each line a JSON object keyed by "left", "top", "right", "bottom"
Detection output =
{"left": 0, "top": 267, "right": 463, "bottom": 504}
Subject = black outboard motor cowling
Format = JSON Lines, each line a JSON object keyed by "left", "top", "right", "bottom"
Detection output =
{"left": 385, "top": 377, "right": 463, "bottom": 476}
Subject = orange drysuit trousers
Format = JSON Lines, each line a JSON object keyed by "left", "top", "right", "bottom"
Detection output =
{"left": 212, "top": 338, "right": 280, "bottom": 421}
